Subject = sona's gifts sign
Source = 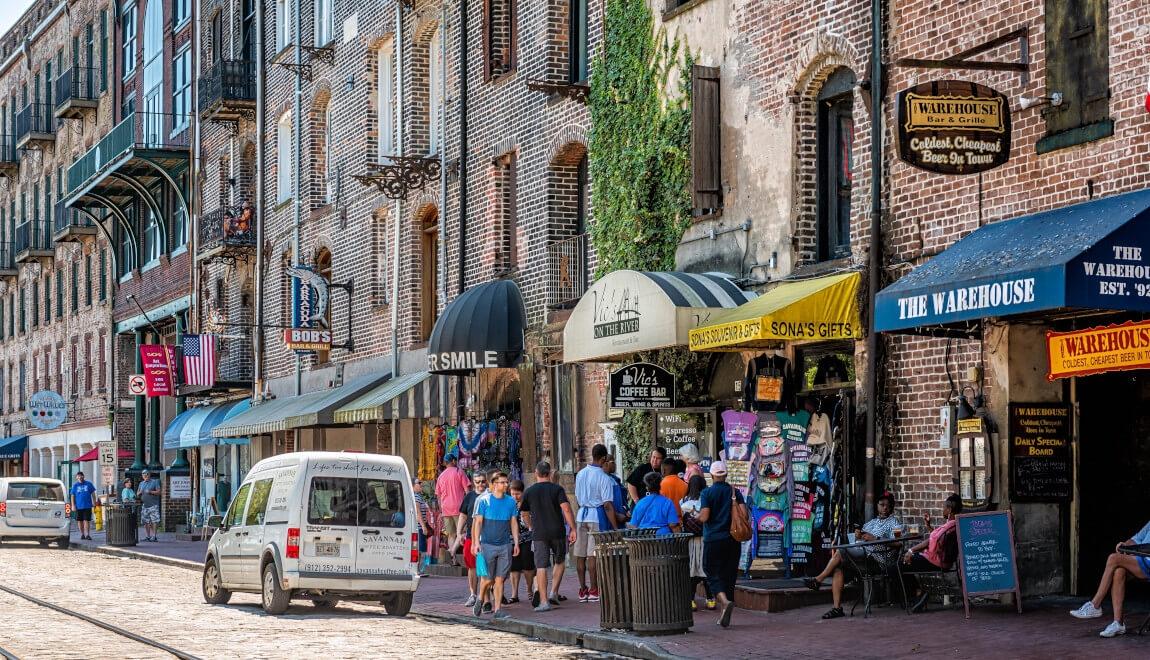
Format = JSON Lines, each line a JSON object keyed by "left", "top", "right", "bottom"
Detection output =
{"left": 896, "top": 80, "right": 1011, "bottom": 175}
{"left": 139, "top": 344, "right": 177, "bottom": 397}
{"left": 28, "top": 390, "right": 67, "bottom": 430}
{"left": 609, "top": 362, "right": 676, "bottom": 409}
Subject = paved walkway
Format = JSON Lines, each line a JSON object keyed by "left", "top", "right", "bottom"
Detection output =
{"left": 70, "top": 528, "right": 208, "bottom": 564}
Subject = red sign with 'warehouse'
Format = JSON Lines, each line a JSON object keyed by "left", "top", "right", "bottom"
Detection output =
{"left": 139, "top": 344, "right": 178, "bottom": 397}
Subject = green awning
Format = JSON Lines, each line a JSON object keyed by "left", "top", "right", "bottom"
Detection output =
{"left": 212, "top": 373, "right": 389, "bottom": 438}
{"left": 334, "top": 372, "right": 450, "bottom": 424}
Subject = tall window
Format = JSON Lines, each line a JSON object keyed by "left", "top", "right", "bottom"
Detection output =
{"left": 275, "top": 0, "right": 293, "bottom": 52}
{"left": 427, "top": 29, "right": 442, "bottom": 155}
{"left": 376, "top": 44, "right": 395, "bottom": 160}
{"left": 209, "top": 12, "right": 222, "bottom": 65}
{"left": 85, "top": 254, "right": 93, "bottom": 306}
{"left": 1041, "top": 0, "right": 1111, "bottom": 151}
{"left": 690, "top": 65, "right": 722, "bottom": 217}
{"left": 816, "top": 68, "right": 855, "bottom": 261}
{"left": 568, "top": 0, "right": 588, "bottom": 83}
{"left": 43, "top": 272, "right": 50, "bottom": 323}
{"left": 315, "top": 0, "right": 334, "bottom": 46}
{"left": 55, "top": 270, "right": 63, "bottom": 318}
{"left": 99, "top": 9, "right": 108, "bottom": 91}
{"left": 30, "top": 281, "right": 38, "bottom": 329}
{"left": 70, "top": 262, "right": 79, "bottom": 312}
{"left": 98, "top": 249, "right": 107, "bottom": 300}
{"left": 173, "top": 0, "right": 191, "bottom": 27}
{"left": 483, "top": 0, "right": 516, "bottom": 79}
{"left": 277, "top": 111, "right": 292, "bottom": 202}
{"left": 496, "top": 152, "right": 518, "bottom": 273}
{"left": 172, "top": 47, "right": 191, "bottom": 130}
{"left": 324, "top": 103, "right": 335, "bottom": 203}
{"left": 241, "top": 0, "right": 257, "bottom": 62}
{"left": 172, "top": 203, "right": 187, "bottom": 248}
{"left": 143, "top": 210, "right": 161, "bottom": 263}
{"left": 142, "top": 0, "right": 163, "bottom": 144}
{"left": 420, "top": 208, "right": 438, "bottom": 341}
{"left": 122, "top": 3, "right": 137, "bottom": 76}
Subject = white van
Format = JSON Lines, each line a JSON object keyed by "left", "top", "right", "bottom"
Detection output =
{"left": 0, "top": 477, "right": 71, "bottom": 548}
{"left": 202, "top": 452, "right": 420, "bottom": 615}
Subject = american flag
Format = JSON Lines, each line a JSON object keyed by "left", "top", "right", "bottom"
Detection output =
{"left": 182, "top": 334, "right": 217, "bottom": 387}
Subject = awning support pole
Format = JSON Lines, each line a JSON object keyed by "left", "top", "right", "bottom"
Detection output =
{"left": 863, "top": 0, "right": 884, "bottom": 521}
{"left": 170, "top": 311, "right": 190, "bottom": 471}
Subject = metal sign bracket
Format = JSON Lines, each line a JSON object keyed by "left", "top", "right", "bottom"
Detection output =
{"left": 895, "top": 27, "right": 1030, "bottom": 86}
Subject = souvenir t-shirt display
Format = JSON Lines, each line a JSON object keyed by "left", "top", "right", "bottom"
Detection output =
{"left": 744, "top": 353, "right": 794, "bottom": 411}
{"left": 721, "top": 410, "right": 758, "bottom": 461}
{"left": 776, "top": 410, "right": 812, "bottom": 445}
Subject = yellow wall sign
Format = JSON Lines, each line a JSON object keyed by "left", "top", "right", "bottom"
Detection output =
{"left": 903, "top": 94, "right": 1006, "bottom": 133}
{"left": 1045, "top": 320, "right": 1150, "bottom": 380}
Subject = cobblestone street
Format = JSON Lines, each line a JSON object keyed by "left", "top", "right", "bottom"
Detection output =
{"left": 0, "top": 546, "right": 608, "bottom": 659}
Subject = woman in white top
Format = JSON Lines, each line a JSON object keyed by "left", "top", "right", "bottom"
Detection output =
{"left": 681, "top": 474, "right": 716, "bottom": 611}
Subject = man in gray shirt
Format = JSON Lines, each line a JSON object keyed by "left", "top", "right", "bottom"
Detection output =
{"left": 138, "top": 470, "right": 162, "bottom": 542}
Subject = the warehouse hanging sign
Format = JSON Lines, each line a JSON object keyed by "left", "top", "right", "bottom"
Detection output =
{"left": 896, "top": 80, "right": 1011, "bottom": 175}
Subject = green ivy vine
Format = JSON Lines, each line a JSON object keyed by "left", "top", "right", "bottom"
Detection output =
{"left": 588, "top": 0, "right": 701, "bottom": 473}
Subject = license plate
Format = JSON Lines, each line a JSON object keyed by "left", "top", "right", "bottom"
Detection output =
{"left": 21, "top": 508, "right": 49, "bottom": 518}
{"left": 315, "top": 542, "right": 340, "bottom": 557}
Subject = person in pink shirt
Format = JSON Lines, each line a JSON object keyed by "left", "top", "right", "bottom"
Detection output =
{"left": 436, "top": 454, "right": 471, "bottom": 561}
{"left": 901, "top": 493, "right": 962, "bottom": 613}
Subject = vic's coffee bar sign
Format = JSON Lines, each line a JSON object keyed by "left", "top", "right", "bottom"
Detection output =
{"left": 896, "top": 80, "right": 1011, "bottom": 175}
{"left": 609, "top": 362, "right": 676, "bottom": 409}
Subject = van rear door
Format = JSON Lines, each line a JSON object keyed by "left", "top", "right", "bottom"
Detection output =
{"left": 300, "top": 456, "right": 359, "bottom": 578}
{"left": 356, "top": 461, "right": 412, "bottom": 577}
{"left": 4, "top": 481, "right": 66, "bottom": 528}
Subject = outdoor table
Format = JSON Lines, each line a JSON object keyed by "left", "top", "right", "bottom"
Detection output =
{"left": 830, "top": 534, "right": 922, "bottom": 617}
{"left": 1118, "top": 544, "right": 1150, "bottom": 635}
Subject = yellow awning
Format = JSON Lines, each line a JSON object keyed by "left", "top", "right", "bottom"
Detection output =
{"left": 688, "top": 272, "right": 862, "bottom": 351}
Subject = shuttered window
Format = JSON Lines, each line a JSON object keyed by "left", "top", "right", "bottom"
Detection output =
{"left": 817, "top": 68, "right": 856, "bottom": 262}
{"left": 690, "top": 65, "right": 722, "bottom": 217}
{"left": 483, "top": 0, "right": 517, "bottom": 80}
{"left": 1040, "top": 0, "right": 1111, "bottom": 151}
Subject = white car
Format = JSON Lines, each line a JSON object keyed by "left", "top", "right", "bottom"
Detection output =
{"left": 202, "top": 451, "right": 421, "bottom": 615}
{"left": 0, "top": 477, "right": 71, "bottom": 548}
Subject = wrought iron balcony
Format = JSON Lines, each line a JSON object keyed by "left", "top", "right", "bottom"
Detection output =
{"left": 198, "top": 60, "right": 256, "bottom": 122}
{"left": 16, "top": 103, "right": 55, "bottom": 148}
{"left": 0, "top": 134, "right": 17, "bottom": 177}
{"left": 53, "top": 200, "right": 96, "bottom": 243}
{"left": 68, "top": 111, "right": 190, "bottom": 196}
{"left": 54, "top": 66, "right": 99, "bottom": 119}
{"left": 199, "top": 204, "right": 256, "bottom": 264}
{"left": 15, "top": 221, "right": 53, "bottom": 264}
{"left": 0, "top": 241, "right": 17, "bottom": 279}
{"left": 547, "top": 233, "right": 589, "bottom": 309}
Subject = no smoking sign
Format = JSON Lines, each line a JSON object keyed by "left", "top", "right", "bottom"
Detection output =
{"left": 128, "top": 374, "right": 147, "bottom": 396}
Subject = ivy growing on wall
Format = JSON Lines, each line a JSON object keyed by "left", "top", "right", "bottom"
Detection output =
{"left": 588, "top": 0, "right": 699, "bottom": 472}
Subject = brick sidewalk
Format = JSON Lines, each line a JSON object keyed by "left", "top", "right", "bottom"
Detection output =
{"left": 71, "top": 528, "right": 208, "bottom": 564}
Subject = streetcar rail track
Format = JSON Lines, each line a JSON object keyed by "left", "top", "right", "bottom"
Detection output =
{"left": 0, "top": 584, "right": 201, "bottom": 660}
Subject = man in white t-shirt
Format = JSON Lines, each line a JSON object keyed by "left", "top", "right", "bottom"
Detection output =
{"left": 572, "top": 444, "right": 617, "bottom": 603}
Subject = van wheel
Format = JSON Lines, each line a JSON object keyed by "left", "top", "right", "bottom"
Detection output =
{"left": 311, "top": 599, "right": 339, "bottom": 609}
{"left": 380, "top": 592, "right": 413, "bottom": 617}
{"left": 261, "top": 562, "right": 291, "bottom": 615}
{"left": 202, "top": 559, "right": 232, "bottom": 605}
{"left": 56, "top": 537, "right": 70, "bottom": 549}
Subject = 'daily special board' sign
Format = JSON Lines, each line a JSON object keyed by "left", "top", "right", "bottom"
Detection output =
{"left": 896, "top": 80, "right": 1011, "bottom": 175}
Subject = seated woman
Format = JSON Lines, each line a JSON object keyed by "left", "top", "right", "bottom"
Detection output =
{"left": 1070, "top": 519, "right": 1150, "bottom": 638}
{"left": 901, "top": 493, "right": 962, "bottom": 613}
{"left": 628, "top": 472, "right": 681, "bottom": 536}
{"left": 804, "top": 492, "right": 904, "bottom": 619}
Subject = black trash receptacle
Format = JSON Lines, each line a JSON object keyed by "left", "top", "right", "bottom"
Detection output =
{"left": 105, "top": 504, "right": 138, "bottom": 547}
{"left": 625, "top": 533, "right": 693, "bottom": 635}
{"left": 593, "top": 528, "right": 657, "bottom": 631}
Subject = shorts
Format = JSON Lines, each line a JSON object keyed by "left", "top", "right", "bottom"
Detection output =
{"left": 141, "top": 505, "right": 161, "bottom": 525}
{"left": 480, "top": 543, "right": 513, "bottom": 579}
{"left": 74, "top": 508, "right": 93, "bottom": 522}
{"left": 417, "top": 530, "right": 428, "bottom": 553}
{"left": 462, "top": 537, "right": 477, "bottom": 570}
{"left": 511, "top": 540, "right": 535, "bottom": 572}
{"left": 532, "top": 537, "right": 568, "bottom": 569}
{"left": 1138, "top": 556, "right": 1150, "bottom": 581}
{"left": 444, "top": 515, "right": 459, "bottom": 537}
{"left": 573, "top": 521, "right": 600, "bottom": 558}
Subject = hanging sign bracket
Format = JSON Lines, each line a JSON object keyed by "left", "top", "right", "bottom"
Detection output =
{"left": 895, "top": 27, "right": 1029, "bottom": 86}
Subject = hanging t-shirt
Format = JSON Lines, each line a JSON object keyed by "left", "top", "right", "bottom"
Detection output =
{"left": 807, "top": 412, "right": 831, "bottom": 446}
{"left": 744, "top": 354, "right": 794, "bottom": 411}
{"left": 721, "top": 410, "right": 757, "bottom": 461}
{"left": 776, "top": 410, "right": 811, "bottom": 445}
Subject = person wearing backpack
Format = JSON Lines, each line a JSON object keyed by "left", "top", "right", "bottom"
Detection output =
{"left": 697, "top": 461, "right": 748, "bottom": 628}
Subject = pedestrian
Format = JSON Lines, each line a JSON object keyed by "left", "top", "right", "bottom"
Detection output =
{"left": 601, "top": 456, "right": 629, "bottom": 528}
{"left": 471, "top": 470, "right": 520, "bottom": 620}
{"left": 628, "top": 472, "right": 680, "bottom": 536}
{"left": 120, "top": 477, "right": 137, "bottom": 504}
{"left": 573, "top": 444, "right": 618, "bottom": 603}
{"left": 435, "top": 453, "right": 470, "bottom": 563}
{"left": 680, "top": 475, "right": 716, "bottom": 611}
{"left": 413, "top": 478, "right": 433, "bottom": 574}
{"left": 459, "top": 471, "right": 489, "bottom": 609}
{"left": 69, "top": 472, "right": 97, "bottom": 540}
{"left": 508, "top": 480, "right": 536, "bottom": 604}
{"left": 215, "top": 473, "right": 232, "bottom": 515}
{"left": 697, "top": 461, "right": 745, "bottom": 627}
{"left": 625, "top": 447, "right": 666, "bottom": 505}
{"left": 679, "top": 443, "right": 705, "bottom": 482}
{"left": 137, "top": 469, "right": 163, "bottom": 542}
{"left": 659, "top": 458, "right": 689, "bottom": 518}
{"left": 521, "top": 461, "right": 577, "bottom": 612}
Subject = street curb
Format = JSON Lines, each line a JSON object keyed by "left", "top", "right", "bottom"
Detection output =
{"left": 71, "top": 543, "right": 202, "bottom": 572}
{"left": 412, "top": 607, "right": 683, "bottom": 659}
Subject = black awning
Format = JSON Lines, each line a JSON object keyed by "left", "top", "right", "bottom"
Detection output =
{"left": 428, "top": 279, "right": 527, "bottom": 375}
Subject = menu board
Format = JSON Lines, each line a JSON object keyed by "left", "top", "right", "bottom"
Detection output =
{"left": 1009, "top": 403, "right": 1072, "bottom": 502}
{"left": 656, "top": 411, "right": 711, "bottom": 458}
{"left": 956, "top": 511, "right": 1022, "bottom": 617}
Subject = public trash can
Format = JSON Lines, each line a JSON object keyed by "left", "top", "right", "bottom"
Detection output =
{"left": 593, "top": 528, "right": 657, "bottom": 631}
{"left": 105, "top": 504, "right": 138, "bottom": 547}
{"left": 625, "top": 533, "right": 693, "bottom": 635}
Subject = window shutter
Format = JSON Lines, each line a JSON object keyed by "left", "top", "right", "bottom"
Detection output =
{"left": 691, "top": 65, "right": 722, "bottom": 215}
{"left": 1043, "top": 0, "right": 1109, "bottom": 135}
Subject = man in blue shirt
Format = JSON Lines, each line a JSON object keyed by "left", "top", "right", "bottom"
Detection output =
{"left": 1070, "top": 519, "right": 1150, "bottom": 637}
{"left": 698, "top": 461, "right": 745, "bottom": 628}
{"left": 471, "top": 470, "right": 520, "bottom": 620}
{"left": 69, "top": 472, "right": 98, "bottom": 540}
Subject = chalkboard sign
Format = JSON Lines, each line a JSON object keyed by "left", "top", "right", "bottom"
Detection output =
{"left": 1009, "top": 403, "right": 1072, "bottom": 501}
{"left": 956, "top": 511, "right": 1022, "bottom": 617}
{"left": 609, "top": 362, "right": 676, "bottom": 409}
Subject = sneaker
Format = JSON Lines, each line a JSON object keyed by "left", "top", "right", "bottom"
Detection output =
{"left": 533, "top": 603, "right": 553, "bottom": 613}
{"left": 578, "top": 587, "right": 589, "bottom": 603}
{"left": 1070, "top": 601, "right": 1103, "bottom": 619}
{"left": 464, "top": 594, "right": 477, "bottom": 607}
{"left": 493, "top": 610, "right": 511, "bottom": 620}
{"left": 1100, "top": 621, "right": 1126, "bottom": 638}
{"left": 472, "top": 597, "right": 484, "bottom": 617}
{"left": 587, "top": 588, "right": 600, "bottom": 602}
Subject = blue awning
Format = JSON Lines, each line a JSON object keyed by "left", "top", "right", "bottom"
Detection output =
{"left": 163, "top": 399, "right": 251, "bottom": 450}
{"left": 876, "top": 188, "right": 1150, "bottom": 333}
{"left": 0, "top": 435, "right": 28, "bottom": 460}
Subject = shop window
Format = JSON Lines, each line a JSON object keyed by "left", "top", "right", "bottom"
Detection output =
{"left": 483, "top": 0, "right": 516, "bottom": 80}
{"left": 568, "top": 0, "right": 588, "bottom": 84}
{"left": 816, "top": 68, "right": 855, "bottom": 262}
{"left": 419, "top": 208, "right": 439, "bottom": 341}
{"left": 495, "top": 152, "right": 518, "bottom": 274}
{"left": 797, "top": 345, "right": 855, "bottom": 392}
{"left": 690, "top": 65, "right": 721, "bottom": 217}
{"left": 1039, "top": 0, "right": 1111, "bottom": 152}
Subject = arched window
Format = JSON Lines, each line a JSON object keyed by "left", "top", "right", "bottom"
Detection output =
{"left": 277, "top": 111, "right": 292, "bottom": 202}
{"left": 141, "top": 0, "right": 163, "bottom": 144}
{"left": 314, "top": 248, "right": 332, "bottom": 363}
{"left": 377, "top": 43, "right": 395, "bottom": 160}
{"left": 427, "top": 28, "right": 442, "bottom": 155}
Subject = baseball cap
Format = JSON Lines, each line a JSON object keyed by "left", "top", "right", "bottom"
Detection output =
{"left": 710, "top": 460, "right": 728, "bottom": 476}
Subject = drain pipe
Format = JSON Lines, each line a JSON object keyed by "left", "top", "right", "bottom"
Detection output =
{"left": 253, "top": 0, "right": 267, "bottom": 399}
{"left": 438, "top": 1, "right": 447, "bottom": 312}
{"left": 454, "top": 0, "right": 469, "bottom": 419}
{"left": 390, "top": 3, "right": 405, "bottom": 378}
{"left": 863, "top": 0, "right": 884, "bottom": 521}
{"left": 292, "top": 0, "right": 302, "bottom": 401}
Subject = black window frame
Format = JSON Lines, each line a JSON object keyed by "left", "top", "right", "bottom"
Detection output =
{"left": 815, "top": 68, "right": 856, "bottom": 263}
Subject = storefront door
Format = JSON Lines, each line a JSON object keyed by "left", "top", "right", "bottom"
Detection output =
{"left": 1077, "top": 371, "right": 1150, "bottom": 595}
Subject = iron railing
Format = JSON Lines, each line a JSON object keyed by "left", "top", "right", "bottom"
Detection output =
{"left": 54, "top": 66, "right": 98, "bottom": 110}
{"left": 54, "top": 200, "right": 92, "bottom": 235}
{"left": 16, "top": 103, "right": 55, "bottom": 141}
{"left": 68, "top": 111, "right": 190, "bottom": 194}
{"left": 197, "top": 59, "right": 256, "bottom": 114}
{"left": 548, "top": 233, "right": 589, "bottom": 308}
{"left": 199, "top": 204, "right": 256, "bottom": 252}
{"left": 15, "top": 222, "right": 51, "bottom": 254}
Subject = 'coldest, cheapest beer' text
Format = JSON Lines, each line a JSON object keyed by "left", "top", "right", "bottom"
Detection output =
{"left": 896, "top": 278, "right": 1036, "bottom": 320}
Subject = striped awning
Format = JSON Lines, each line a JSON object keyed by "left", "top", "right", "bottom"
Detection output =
{"left": 334, "top": 372, "right": 451, "bottom": 424}
{"left": 163, "top": 399, "right": 251, "bottom": 450}
{"left": 563, "top": 270, "right": 756, "bottom": 362}
{"left": 212, "top": 373, "right": 389, "bottom": 438}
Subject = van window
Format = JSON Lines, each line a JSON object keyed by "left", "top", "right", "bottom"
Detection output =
{"left": 6, "top": 482, "right": 64, "bottom": 501}
{"left": 308, "top": 477, "right": 359, "bottom": 526}
{"left": 361, "top": 479, "right": 406, "bottom": 528}
{"left": 228, "top": 482, "right": 252, "bottom": 528}
{"left": 244, "top": 478, "right": 273, "bottom": 526}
